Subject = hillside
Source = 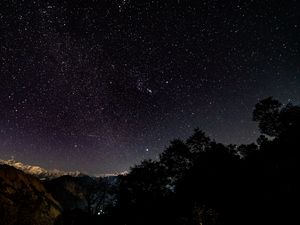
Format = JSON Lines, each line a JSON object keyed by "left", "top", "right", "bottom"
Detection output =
{"left": 0, "top": 164, "right": 62, "bottom": 225}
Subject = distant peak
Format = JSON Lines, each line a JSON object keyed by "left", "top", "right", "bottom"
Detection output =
{"left": 0, "top": 158, "right": 85, "bottom": 180}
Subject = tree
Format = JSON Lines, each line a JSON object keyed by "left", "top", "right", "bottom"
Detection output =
{"left": 237, "top": 143, "right": 258, "bottom": 158}
{"left": 253, "top": 97, "right": 300, "bottom": 142}
{"left": 186, "top": 128, "right": 211, "bottom": 154}
{"left": 253, "top": 97, "right": 282, "bottom": 137}
{"left": 159, "top": 139, "right": 192, "bottom": 182}
{"left": 84, "top": 177, "right": 116, "bottom": 216}
{"left": 117, "top": 159, "right": 171, "bottom": 225}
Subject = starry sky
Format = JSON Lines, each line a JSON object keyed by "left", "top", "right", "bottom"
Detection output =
{"left": 0, "top": 0, "right": 300, "bottom": 175}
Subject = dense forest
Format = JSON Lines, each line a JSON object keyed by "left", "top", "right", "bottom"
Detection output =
{"left": 53, "top": 97, "right": 299, "bottom": 225}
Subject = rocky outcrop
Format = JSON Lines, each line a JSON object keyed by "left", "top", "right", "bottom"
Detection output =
{"left": 0, "top": 164, "right": 62, "bottom": 225}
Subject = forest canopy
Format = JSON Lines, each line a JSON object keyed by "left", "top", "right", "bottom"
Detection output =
{"left": 109, "top": 97, "right": 300, "bottom": 225}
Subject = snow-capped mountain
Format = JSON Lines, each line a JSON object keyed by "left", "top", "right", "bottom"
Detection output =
{"left": 0, "top": 159, "right": 84, "bottom": 180}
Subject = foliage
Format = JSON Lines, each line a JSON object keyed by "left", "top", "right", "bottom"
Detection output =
{"left": 113, "top": 97, "right": 300, "bottom": 225}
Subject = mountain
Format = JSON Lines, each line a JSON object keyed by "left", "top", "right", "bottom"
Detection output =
{"left": 0, "top": 164, "right": 62, "bottom": 225}
{"left": 44, "top": 175, "right": 119, "bottom": 214}
{"left": 44, "top": 175, "right": 96, "bottom": 211}
{"left": 0, "top": 159, "right": 84, "bottom": 180}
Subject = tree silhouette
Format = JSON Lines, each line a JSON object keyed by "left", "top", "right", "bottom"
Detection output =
{"left": 84, "top": 177, "right": 116, "bottom": 216}
{"left": 160, "top": 139, "right": 192, "bottom": 183}
{"left": 237, "top": 143, "right": 258, "bottom": 158}
{"left": 251, "top": 97, "right": 300, "bottom": 225}
{"left": 253, "top": 97, "right": 282, "bottom": 137}
{"left": 186, "top": 128, "right": 211, "bottom": 154}
{"left": 117, "top": 159, "right": 173, "bottom": 225}
{"left": 111, "top": 97, "right": 300, "bottom": 225}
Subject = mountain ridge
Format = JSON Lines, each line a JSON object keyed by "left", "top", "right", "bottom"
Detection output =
{"left": 0, "top": 158, "right": 127, "bottom": 180}
{"left": 0, "top": 158, "right": 85, "bottom": 180}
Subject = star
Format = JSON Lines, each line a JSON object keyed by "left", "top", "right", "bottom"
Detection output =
{"left": 0, "top": 0, "right": 299, "bottom": 175}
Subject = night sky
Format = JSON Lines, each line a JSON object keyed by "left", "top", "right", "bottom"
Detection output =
{"left": 1, "top": 0, "right": 300, "bottom": 175}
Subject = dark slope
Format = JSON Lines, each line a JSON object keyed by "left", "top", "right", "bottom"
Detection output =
{"left": 0, "top": 164, "right": 62, "bottom": 225}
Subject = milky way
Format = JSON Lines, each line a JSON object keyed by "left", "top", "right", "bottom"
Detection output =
{"left": 0, "top": 0, "right": 300, "bottom": 174}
